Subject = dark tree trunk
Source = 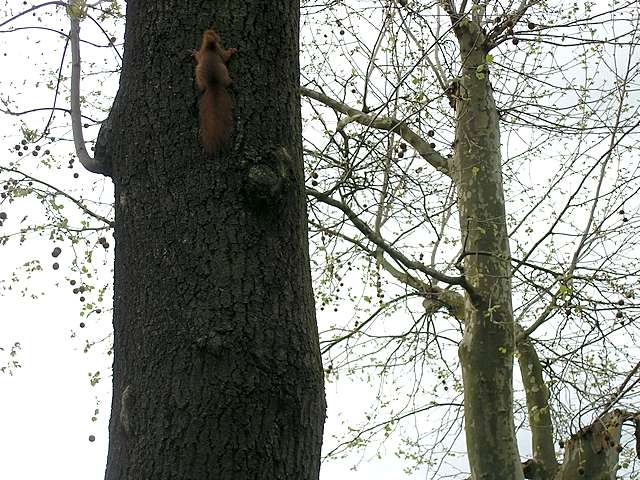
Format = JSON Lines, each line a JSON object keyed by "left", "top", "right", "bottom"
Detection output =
{"left": 103, "top": 1, "right": 326, "bottom": 479}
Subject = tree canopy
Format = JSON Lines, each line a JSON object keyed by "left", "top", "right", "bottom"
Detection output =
{"left": 1, "top": 1, "right": 640, "bottom": 479}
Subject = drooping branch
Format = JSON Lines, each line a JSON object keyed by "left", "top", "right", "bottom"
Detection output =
{"left": 0, "top": 166, "right": 114, "bottom": 227}
{"left": 0, "top": 2, "right": 66, "bottom": 29}
{"left": 301, "top": 87, "right": 450, "bottom": 175}
{"left": 310, "top": 219, "right": 466, "bottom": 320}
{"left": 310, "top": 185, "right": 559, "bottom": 478}
{"left": 320, "top": 292, "right": 422, "bottom": 355}
{"left": 0, "top": 104, "right": 98, "bottom": 122}
{"left": 307, "top": 187, "right": 478, "bottom": 299}
{"left": 323, "top": 401, "right": 463, "bottom": 460}
{"left": 68, "top": 1, "right": 110, "bottom": 176}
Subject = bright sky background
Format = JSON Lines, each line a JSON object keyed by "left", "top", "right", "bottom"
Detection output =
{"left": 2, "top": 1, "right": 637, "bottom": 479}
{"left": 0, "top": 4, "right": 434, "bottom": 479}
{"left": 0, "top": 283, "right": 427, "bottom": 479}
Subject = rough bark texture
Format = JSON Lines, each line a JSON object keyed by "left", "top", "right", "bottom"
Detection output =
{"left": 451, "top": 20, "right": 521, "bottom": 479}
{"left": 103, "top": 1, "right": 326, "bottom": 479}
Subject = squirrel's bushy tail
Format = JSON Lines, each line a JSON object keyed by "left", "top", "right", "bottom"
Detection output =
{"left": 199, "top": 85, "right": 233, "bottom": 154}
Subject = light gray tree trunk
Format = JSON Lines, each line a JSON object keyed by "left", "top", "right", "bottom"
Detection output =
{"left": 450, "top": 19, "right": 522, "bottom": 480}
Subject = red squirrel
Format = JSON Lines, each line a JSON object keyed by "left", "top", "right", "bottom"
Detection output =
{"left": 193, "top": 29, "right": 237, "bottom": 153}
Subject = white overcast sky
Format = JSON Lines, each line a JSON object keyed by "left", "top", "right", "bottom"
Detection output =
{"left": 0, "top": 3, "right": 434, "bottom": 479}
{"left": 2, "top": 1, "right": 635, "bottom": 478}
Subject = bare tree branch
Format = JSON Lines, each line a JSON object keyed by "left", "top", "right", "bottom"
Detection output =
{"left": 0, "top": 166, "right": 113, "bottom": 227}
{"left": 68, "top": 2, "right": 110, "bottom": 176}
{"left": 301, "top": 87, "right": 450, "bottom": 175}
{"left": 307, "top": 187, "right": 478, "bottom": 299}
